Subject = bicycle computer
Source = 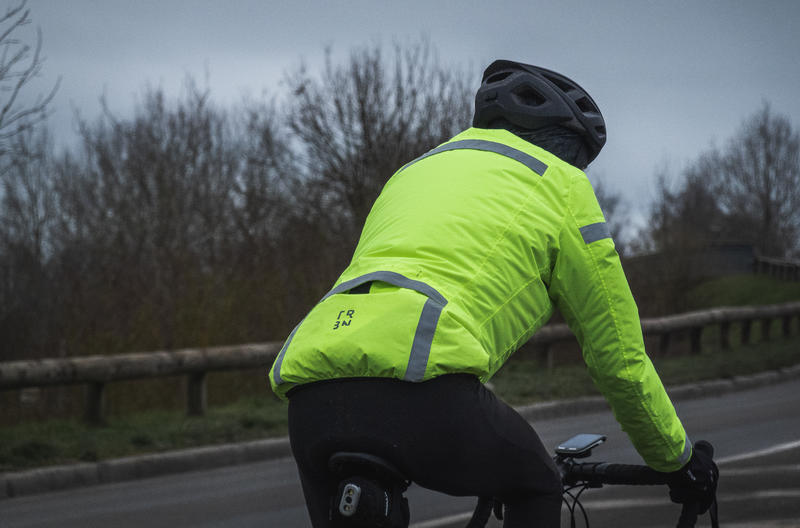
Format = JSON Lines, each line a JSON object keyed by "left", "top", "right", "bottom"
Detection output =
{"left": 555, "top": 434, "right": 606, "bottom": 457}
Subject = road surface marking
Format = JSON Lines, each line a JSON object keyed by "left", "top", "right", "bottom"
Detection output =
{"left": 722, "top": 464, "right": 800, "bottom": 476}
{"left": 409, "top": 489, "right": 800, "bottom": 528}
{"left": 718, "top": 439, "right": 800, "bottom": 464}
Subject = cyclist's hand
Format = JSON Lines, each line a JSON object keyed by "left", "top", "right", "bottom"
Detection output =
{"left": 667, "top": 440, "right": 719, "bottom": 514}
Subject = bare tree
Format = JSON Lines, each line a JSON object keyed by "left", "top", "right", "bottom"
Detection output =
{"left": 38, "top": 78, "right": 305, "bottom": 356}
{"left": 640, "top": 104, "right": 800, "bottom": 258}
{"left": 645, "top": 158, "right": 726, "bottom": 253}
{"left": 49, "top": 81, "right": 238, "bottom": 352}
{"left": 626, "top": 158, "right": 730, "bottom": 314}
{"left": 630, "top": 104, "right": 800, "bottom": 314}
{"left": 712, "top": 103, "right": 800, "bottom": 257}
{"left": 0, "top": 126, "right": 55, "bottom": 359}
{"left": 0, "top": 127, "right": 53, "bottom": 260}
{"left": 0, "top": 0, "right": 59, "bottom": 161}
{"left": 286, "top": 40, "right": 473, "bottom": 245}
{"left": 232, "top": 99, "right": 294, "bottom": 266}
{"left": 0, "top": 0, "right": 61, "bottom": 358}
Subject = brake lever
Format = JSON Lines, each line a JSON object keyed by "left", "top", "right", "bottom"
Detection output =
{"left": 710, "top": 497, "right": 719, "bottom": 528}
{"left": 677, "top": 501, "right": 699, "bottom": 528}
{"left": 676, "top": 495, "right": 720, "bottom": 528}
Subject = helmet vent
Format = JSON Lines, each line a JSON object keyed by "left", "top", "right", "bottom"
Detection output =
{"left": 575, "top": 97, "right": 596, "bottom": 113}
{"left": 511, "top": 85, "right": 546, "bottom": 107}
{"left": 543, "top": 74, "right": 573, "bottom": 93}
{"left": 486, "top": 71, "right": 514, "bottom": 84}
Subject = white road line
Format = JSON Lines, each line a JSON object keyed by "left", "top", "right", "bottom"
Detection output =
{"left": 409, "top": 490, "right": 800, "bottom": 528}
{"left": 722, "top": 464, "right": 800, "bottom": 476}
{"left": 718, "top": 439, "right": 800, "bottom": 464}
{"left": 721, "top": 523, "right": 800, "bottom": 528}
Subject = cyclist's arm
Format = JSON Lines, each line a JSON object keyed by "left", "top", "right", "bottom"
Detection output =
{"left": 547, "top": 174, "right": 691, "bottom": 472}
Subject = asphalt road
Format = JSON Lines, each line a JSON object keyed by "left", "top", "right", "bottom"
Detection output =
{"left": 4, "top": 378, "right": 800, "bottom": 528}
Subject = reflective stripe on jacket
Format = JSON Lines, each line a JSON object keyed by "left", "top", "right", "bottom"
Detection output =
{"left": 269, "top": 127, "right": 690, "bottom": 472}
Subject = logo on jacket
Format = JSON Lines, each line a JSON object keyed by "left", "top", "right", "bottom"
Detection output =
{"left": 333, "top": 309, "right": 355, "bottom": 330}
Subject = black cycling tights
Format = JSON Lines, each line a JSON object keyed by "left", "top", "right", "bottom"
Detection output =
{"left": 287, "top": 374, "right": 562, "bottom": 527}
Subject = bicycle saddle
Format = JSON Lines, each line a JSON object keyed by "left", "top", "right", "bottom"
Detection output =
{"left": 328, "top": 452, "right": 409, "bottom": 488}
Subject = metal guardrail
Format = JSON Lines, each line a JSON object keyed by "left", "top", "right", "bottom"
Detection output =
{"left": 2, "top": 302, "right": 800, "bottom": 424}
{"left": 0, "top": 343, "right": 282, "bottom": 424}
{"left": 753, "top": 256, "right": 800, "bottom": 281}
{"left": 530, "top": 301, "right": 800, "bottom": 368}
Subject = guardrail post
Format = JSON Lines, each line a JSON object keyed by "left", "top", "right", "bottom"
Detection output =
{"left": 187, "top": 372, "right": 208, "bottom": 416}
{"left": 741, "top": 319, "right": 752, "bottom": 345}
{"left": 658, "top": 332, "right": 671, "bottom": 355}
{"left": 720, "top": 322, "right": 731, "bottom": 350}
{"left": 689, "top": 327, "right": 702, "bottom": 355}
{"left": 783, "top": 315, "right": 793, "bottom": 338}
{"left": 547, "top": 347, "right": 555, "bottom": 371}
{"left": 535, "top": 343, "right": 553, "bottom": 371}
{"left": 760, "top": 318, "right": 772, "bottom": 341}
{"left": 85, "top": 382, "right": 106, "bottom": 425}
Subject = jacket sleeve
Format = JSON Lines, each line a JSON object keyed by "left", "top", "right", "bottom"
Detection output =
{"left": 547, "top": 174, "right": 691, "bottom": 472}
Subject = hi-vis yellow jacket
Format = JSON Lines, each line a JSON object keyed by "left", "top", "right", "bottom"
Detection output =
{"left": 269, "top": 127, "right": 691, "bottom": 471}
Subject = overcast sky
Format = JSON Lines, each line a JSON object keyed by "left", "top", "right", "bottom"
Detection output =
{"left": 22, "top": 0, "right": 800, "bottom": 228}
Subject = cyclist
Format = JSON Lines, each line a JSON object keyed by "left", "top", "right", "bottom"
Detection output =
{"left": 269, "top": 59, "right": 718, "bottom": 527}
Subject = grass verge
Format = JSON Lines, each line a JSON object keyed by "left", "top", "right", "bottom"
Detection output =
{"left": 685, "top": 274, "right": 800, "bottom": 309}
{"left": 0, "top": 395, "right": 288, "bottom": 473}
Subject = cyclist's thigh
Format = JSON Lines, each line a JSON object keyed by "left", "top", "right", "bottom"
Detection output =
{"left": 398, "top": 377, "right": 561, "bottom": 500}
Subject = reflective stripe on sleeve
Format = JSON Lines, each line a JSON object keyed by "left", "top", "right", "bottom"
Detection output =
{"left": 678, "top": 435, "right": 693, "bottom": 467}
{"left": 398, "top": 139, "right": 548, "bottom": 176}
{"left": 579, "top": 222, "right": 611, "bottom": 244}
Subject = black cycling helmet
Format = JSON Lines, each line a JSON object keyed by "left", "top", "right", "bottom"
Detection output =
{"left": 473, "top": 60, "right": 607, "bottom": 164}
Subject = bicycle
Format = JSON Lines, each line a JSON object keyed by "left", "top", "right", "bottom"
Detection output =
{"left": 327, "top": 433, "right": 719, "bottom": 528}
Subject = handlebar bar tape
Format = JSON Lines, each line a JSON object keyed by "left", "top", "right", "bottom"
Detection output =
{"left": 567, "top": 462, "right": 668, "bottom": 486}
